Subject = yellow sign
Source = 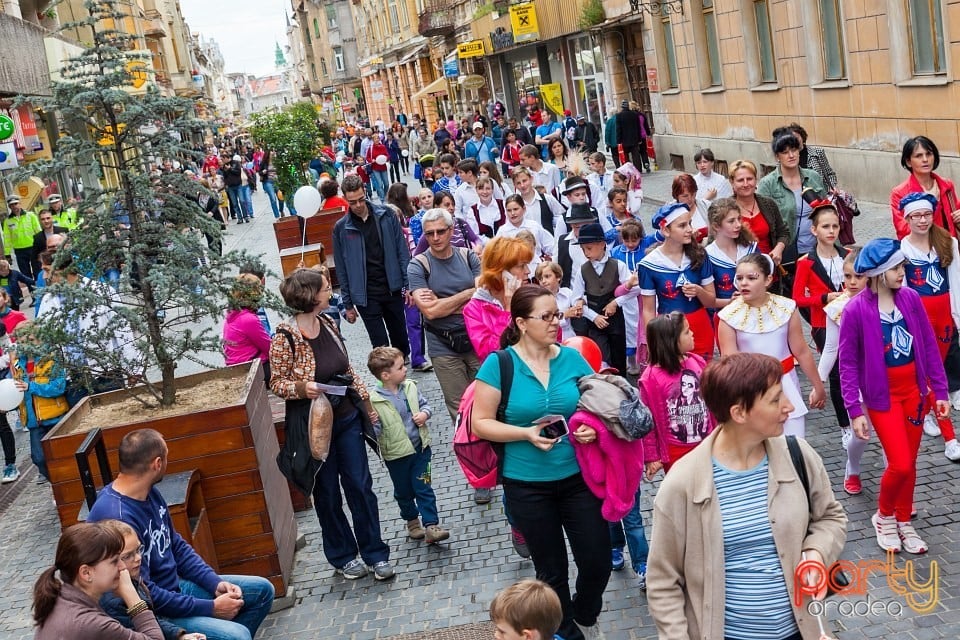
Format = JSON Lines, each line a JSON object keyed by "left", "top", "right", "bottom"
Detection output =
{"left": 540, "top": 83, "right": 563, "bottom": 116}
{"left": 510, "top": 3, "right": 539, "bottom": 43}
{"left": 97, "top": 123, "right": 126, "bottom": 146}
{"left": 126, "top": 61, "right": 148, "bottom": 89}
{"left": 457, "top": 40, "right": 486, "bottom": 59}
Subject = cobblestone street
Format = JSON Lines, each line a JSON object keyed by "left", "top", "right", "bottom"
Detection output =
{"left": 0, "top": 177, "right": 955, "bottom": 639}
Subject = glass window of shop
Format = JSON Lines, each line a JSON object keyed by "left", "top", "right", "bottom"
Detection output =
{"left": 511, "top": 57, "right": 542, "bottom": 119}
{"left": 567, "top": 35, "right": 608, "bottom": 131}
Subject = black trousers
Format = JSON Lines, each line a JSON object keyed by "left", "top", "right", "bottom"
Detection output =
{"left": 14, "top": 247, "right": 34, "bottom": 281}
{"left": 811, "top": 327, "right": 849, "bottom": 428}
{"left": 586, "top": 311, "right": 626, "bottom": 376}
{"left": 357, "top": 291, "right": 410, "bottom": 357}
{"left": 504, "top": 472, "right": 611, "bottom": 640}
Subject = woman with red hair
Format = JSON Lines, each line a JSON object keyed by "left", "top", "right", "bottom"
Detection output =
{"left": 672, "top": 173, "right": 709, "bottom": 241}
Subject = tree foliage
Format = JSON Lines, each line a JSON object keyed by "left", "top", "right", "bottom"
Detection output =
{"left": 13, "top": 0, "right": 266, "bottom": 407}
{"left": 248, "top": 102, "right": 325, "bottom": 203}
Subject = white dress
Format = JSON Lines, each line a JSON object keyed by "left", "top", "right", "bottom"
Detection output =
{"left": 718, "top": 295, "right": 808, "bottom": 428}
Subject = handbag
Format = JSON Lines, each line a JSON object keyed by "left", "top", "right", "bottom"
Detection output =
{"left": 832, "top": 192, "right": 859, "bottom": 245}
{"left": 786, "top": 435, "right": 850, "bottom": 597}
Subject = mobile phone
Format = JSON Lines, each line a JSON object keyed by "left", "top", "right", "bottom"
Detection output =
{"left": 537, "top": 415, "right": 569, "bottom": 439}
{"left": 502, "top": 270, "right": 520, "bottom": 288}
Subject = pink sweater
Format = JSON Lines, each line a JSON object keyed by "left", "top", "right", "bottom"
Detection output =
{"left": 223, "top": 309, "right": 271, "bottom": 365}
{"left": 463, "top": 291, "right": 511, "bottom": 361}
{"left": 569, "top": 410, "right": 645, "bottom": 521}
{"left": 638, "top": 354, "right": 716, "bottom": 464}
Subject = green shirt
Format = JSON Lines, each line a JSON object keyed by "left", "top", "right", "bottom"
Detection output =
{"left": 476, "top": 345, "right": 593, "bottom": 482}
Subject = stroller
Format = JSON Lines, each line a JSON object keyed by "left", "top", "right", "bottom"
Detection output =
{"left": 417, "top": 153, "right": 436, "bottom": 189}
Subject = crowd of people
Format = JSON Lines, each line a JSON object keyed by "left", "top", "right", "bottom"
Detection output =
{"left": 22, "top": 107, "right": 960, "bottom": 640}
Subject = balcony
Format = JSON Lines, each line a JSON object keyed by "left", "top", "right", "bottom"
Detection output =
{"left": 417, "top": 0, "right": 455, "bottom": 38}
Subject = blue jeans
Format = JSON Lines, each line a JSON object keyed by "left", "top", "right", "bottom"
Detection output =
{"left": 29, "top": 422, "right": 55, "bottom": 480}
{"left": 384, "top": 445, "right": 438, "bottom": 525}
{"left": 262, "top": 180, "right": 281, "bottom": 218}
{"left": 370, "top": 169, "right": 388, "bottom": 201}
{"left": 167, "top": 575, "right": 274, "bottom": 640}
{"left": 240, "top": 185, "right": 253, "bottom": 218}
{"left": 312, "top": 410, "right": 390, "bottom": 568}
{"left": 226, "top": 185, "right": 244, "bottom": 220}
{"left": 608, "top": 485, "right": 649, "bottom": 572}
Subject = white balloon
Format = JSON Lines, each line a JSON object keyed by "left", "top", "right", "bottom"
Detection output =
{"left": 375, "top": 154, "right": 387, "bottom": 165}
{"left": 0, "top": 378, "right": 24, "bottom": 412}
{"left": 293, "top": 185, "right": 323, "bottom": 218}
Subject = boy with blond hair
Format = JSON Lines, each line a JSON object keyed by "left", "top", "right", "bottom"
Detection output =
{"left": 367, "top": 346, "right": 450, "bottom": 544}
{"left": 489, "top": 579, "right": 563, "bottom": 640}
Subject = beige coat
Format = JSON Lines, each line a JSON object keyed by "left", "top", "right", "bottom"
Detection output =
{"left": 647, "top": 429, "right": 847, "bottom": 640}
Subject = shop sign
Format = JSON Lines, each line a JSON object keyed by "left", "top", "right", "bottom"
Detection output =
{"left": 0, "top": 114, "right": 14, "bottom": 141}
{"left": 443, "top": 57, "right": 460, "bottom": 78}
{"left": 323, "top": 86, "right": 337, "bottom": 95}
{"left": 457, "top": 40, "right": 486, "bottom": 59}
{"left": 0, "top": 142, "right": 17, "bottom": 170}
{"left": 510, "top": 3, "right": 539, "bottom": 43}
{"left": 647, "top": 68, "right": 659, "bottom": 93}
{"left": 540, "top": 83, "right": 564, "bottom": 116}
{"left": 127, "top": 61, "right": 148, "bottom": 89}
{"left": 490, "top": 27, "right": 515, "bottom": 52}
{"left": 460, "top": 75, "right": 486, "bottom": 90}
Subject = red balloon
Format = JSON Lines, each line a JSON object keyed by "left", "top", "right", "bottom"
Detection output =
{"left": 562, "top": 336, "right": 603, "bottom": 373}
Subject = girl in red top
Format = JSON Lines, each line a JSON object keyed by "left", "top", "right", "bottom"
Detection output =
{"left": 792, "top": 202, "right": 850, "bottom": 439}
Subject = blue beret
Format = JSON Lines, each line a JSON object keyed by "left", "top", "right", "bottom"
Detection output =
{"left": 854, "top": 238, "right": 905, "bottom": 277}
{"left": 652, "top": 202, "right": 690, "bottom": 229}
{"left": 898, "top": 192, "right": 937, "bottom": 215}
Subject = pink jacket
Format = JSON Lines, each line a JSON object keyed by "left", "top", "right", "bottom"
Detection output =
{"left": 463, "top": 290, "right": 511, "bottom": 361}
{"left": 569, "top": 410, "right": 644, "bottom": 521}
{"left": 223, "top": 308, "right": 271, "bottom": 365}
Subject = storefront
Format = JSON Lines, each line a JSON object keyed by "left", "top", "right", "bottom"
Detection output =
{"left": 566, "top": 34, "right": 609, "bottom": 133}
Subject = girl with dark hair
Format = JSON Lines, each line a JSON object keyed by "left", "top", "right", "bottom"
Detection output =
{"left": 717, "top": 253, "right": 826, "bottom": 438}
{"left": 548, "top": 137, "right": 569, "bottom": 175}
{"left": 34, "top": 522, "right": 164, "bottom": 639}
{"left": 693, "top": 148, "right": 732, "bottom": 208}
{"left": 640, "top": 311, "right": 715, "bottom": 475}
{"left": 472, "top": 285, "right": 611, "bottom": 640}
{"left": 705, "top": 198, "right": 757, "bottom": 310}
{"left": 891, "top": 136, "right": 960, "bottom": 240}
{"left": 386, "top": 182, "right": 416, "bottom": 220}
{"left": 637, "top": 203, "right": 716, "bottom": 361}
{"left": 479, "top": 160, "right": 509, "bottom": 199}
{"left": 898, "top": 192, "right": 960, "bottom": 460}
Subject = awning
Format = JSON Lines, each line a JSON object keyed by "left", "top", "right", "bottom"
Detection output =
{"left": 399, "top": 43, "right": 429, "bottom": 66}
{"left": 411, "top": 77, "right": 448, "bottom": 101}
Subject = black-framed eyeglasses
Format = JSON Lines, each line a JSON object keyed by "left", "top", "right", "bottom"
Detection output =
{"left": 345, "top": 197, "right": 366, "bottom": 206}
{"left": 527, "top": 311, "right": 562, "bottom": 322}
{"left": 121, "top": 544, "right": 145, "bottom": 563}
{"left": 424, "top": 227, "right": 451, "bottom": 238}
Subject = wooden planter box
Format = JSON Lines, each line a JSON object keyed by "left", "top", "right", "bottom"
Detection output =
{"left": 41, "top": 362, "right": 297, "bottom": 595}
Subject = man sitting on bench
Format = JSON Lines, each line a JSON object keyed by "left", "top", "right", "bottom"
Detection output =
{"left": 88, "top": 428, "right": 275, "bottom": 640}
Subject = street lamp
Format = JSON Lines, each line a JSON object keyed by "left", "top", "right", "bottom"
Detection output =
{"left": 629, "top": 0, "right": 684, "bottom": 14}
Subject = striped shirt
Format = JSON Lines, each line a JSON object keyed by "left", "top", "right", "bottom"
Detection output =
{"left": 713, "top": 456, "right": 799, "bottom": 640}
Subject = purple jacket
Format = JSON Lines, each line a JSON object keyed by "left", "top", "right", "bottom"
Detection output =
{"left": 838, "top": 286, "right": 947, "bottom": 419}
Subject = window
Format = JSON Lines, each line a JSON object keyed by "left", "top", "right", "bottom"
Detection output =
{"left": 311, "top": 63, "right": 317, "bottom": 80}
{"left": 334, "top": 47, "right": 344, "bottom": 72}
{"left": 660, "top": 10, "right": 679, "bottom": 89}
{"left": 817, "top": 0, "right": 845, "bottom": 79}
{"left": 400, "top": 1, "right": 409, "bottom": 28}
{"left": 387, "top": 0, "right": 400, "bottom": 32}
{"left": 326, "top": 5, "right": 337, "bottom": 29}
{"left": 700, "top": 1, "right": 723, "bottom": 86}
{"left": 753, "top": 1, "right": 776, "bottom": 83}
{"left": 907, "top": 0, "right": 946, "bottom": 74}
{"left": 320, "top": 58, "right": 328, "bottom": 77}
{"left": 313, "top": 18, "right": 320, "bottom": 38}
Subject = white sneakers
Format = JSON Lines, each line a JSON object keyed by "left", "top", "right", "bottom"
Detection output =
{"left": 923, "top": 413, "right": 941, "bottom": 437}
{"left": 872, "top": 512, "right": 901, "bottom": 553}
{"left": 897, "top": 521, "right": 928, "bottom": 554}
{"left": 945, "top": 439, "right": 960, "bottom": 462}
{"left": 950, "top": 389, "right": 960, "bottom": 411}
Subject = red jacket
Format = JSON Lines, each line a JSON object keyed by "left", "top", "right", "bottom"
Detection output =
{"left": 365, "top": 143, "right": 389, "bottom": 171}
{"left": 891, "top": 172, "right": 959, "bottom": 240}
{"left": 792, "top": 246, "right": 849, "bottom": 329}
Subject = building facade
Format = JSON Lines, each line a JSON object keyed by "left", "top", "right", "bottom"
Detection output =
{"left": 294, "top": 0, "right": 363, "bottom": 120}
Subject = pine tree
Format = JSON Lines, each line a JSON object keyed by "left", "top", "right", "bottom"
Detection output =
{"left": 13, "top": 0, "right": 266, "bottom": 407}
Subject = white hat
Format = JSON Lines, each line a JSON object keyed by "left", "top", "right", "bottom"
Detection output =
{"left": 232, "top": 154, "right": 242, "bottom": 162}
{"left": 472, "top": 122, "right": 484, "bottom": 130}
{"left": 47, "top": 194, "right": 62, "bottom": 204}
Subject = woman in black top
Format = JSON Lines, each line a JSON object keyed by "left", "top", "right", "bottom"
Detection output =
{"left": 269, "top": 268, "right": 394, "bottom": 581}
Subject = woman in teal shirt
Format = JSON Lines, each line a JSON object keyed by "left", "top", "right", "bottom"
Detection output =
{"left": 473, "top": 285, "right": 611, "bottom": 640}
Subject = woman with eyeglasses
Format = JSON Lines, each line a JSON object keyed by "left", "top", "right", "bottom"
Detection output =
{"left": 33, "top": 521, "right": 165, "bottom": 639}
{"left": 99, "top": 520, "right": 206, "bottom": 640}
{"left": 472, "top": 285, "right": 611, "bottom": 640}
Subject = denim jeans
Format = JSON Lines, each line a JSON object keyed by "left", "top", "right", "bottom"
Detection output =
{"left": 370, "top": 169, "right": 388, "bottom": 201}
{"left": 384, "top": 445, "right": 439, "bottom": 525}
{"left": 240, "top": 184, "right": 253, "bottom": 218}
{"left": 311, "top": 409, "right": 390, "bottom": 568}
{"left": 262, "top": 180, "right": 281, "bottom": 218}
{"left": 29, "top": 422, "right": 56, "bottom": 480}
{"left": 504, "top": 472, "right": 611, "bottom": 640}
{"left": 167, "top": 575, "right": 274, "bottom": 640}
{"left": 226, "top": 185, "right": 244, "bottom": 220}
{"left": 357, "top": 292, "right": 410, "bottom": 357}
{"left": 608, "top": 485, "right": 649, "bottom": 572}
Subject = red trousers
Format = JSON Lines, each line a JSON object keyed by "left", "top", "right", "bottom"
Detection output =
{"left": 867, "top": 362, "right": 926, "bottom": 522}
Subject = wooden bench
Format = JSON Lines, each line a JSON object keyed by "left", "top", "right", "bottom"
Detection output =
{"left": 273, "top": 207, "right": 345, "bottom": 285}
{"left": 76, "top": 428, "right": 220, "bottom": 572}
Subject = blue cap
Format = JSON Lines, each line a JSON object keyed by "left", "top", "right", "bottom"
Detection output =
{"left": 854, "top": 238, "right": 905, "bottom": 277}
{"left": 898, "top": 192, "right": 937, "bottom": 216}
{"left": 652, "top": 202, "right": 690, "bottom": 229}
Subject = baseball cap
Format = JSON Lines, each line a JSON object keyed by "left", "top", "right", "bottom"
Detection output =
{"left": 472, "top": 122, "right": 484, "bottom": 130}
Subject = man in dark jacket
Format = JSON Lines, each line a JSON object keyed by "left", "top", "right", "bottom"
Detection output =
{"left": 575, "top": 114, "right": 599, "bottom": 153}
{"left": 31, "top": 210, "right": 66, "bottom": 277}
{"left": 615, "top": 100, "right": 651, "bottom": 172}
{"left": 500, "top": 116, "right": 532, "bottom": 147}
{"left": 333, "top": 174, "right": 411, "bottom": 357}
{"left": 222, "top": 156, "right": 246, "bottom": 222}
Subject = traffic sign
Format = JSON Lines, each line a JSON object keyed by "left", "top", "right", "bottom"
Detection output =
{"left": 0, "top": 114, "right": 15, "bottom": 142}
